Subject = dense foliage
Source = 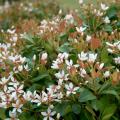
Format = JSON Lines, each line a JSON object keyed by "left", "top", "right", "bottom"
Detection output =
{"left": 0, "top": 0, "right": 120, "bottom": 120}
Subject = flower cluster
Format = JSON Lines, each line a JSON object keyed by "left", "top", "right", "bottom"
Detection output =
{"left": 0, "top": 0, "right": 120, "bottom": 120}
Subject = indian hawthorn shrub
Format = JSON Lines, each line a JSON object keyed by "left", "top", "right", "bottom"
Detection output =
{"left": 0, "top": 0, "right": 120, "bottom": 120}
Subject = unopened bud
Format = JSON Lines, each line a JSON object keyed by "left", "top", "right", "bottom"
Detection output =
{"left": 33, "top": 54, "right": 36, "bottom": 61}
{"left": 57, "top": 113, "right": 60, "bottom": 119}
{"left": 41, "top": 52, "right": 48, "bottom": 60}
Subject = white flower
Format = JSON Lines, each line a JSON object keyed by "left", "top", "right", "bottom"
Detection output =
{"left": 114, "top": 41, "right": 120, "bottom": 50}
{"left": 107, "top": 48, "right": 114, "bottom": 53}
{"left": 8, "top": 77, "right": 19, "bottom": 86}
{"left": 101, "top": 3, "right": 109, "bottom": 11}
{"left": 24, "top": 91, "right": 36, "bottom": 103}
{"left": 23, "top": 91, "right": 33, "bottom": 101}
{"left": 12, "top": 100, "right": 23, "bottom": 113}
{"left": 4, "top": 0, "right": 10, "bottom": 9}
{"left": 65, "top": 14, "right": 74, "bottom": 24}
{"left": 41, "top": 19, "right": 48, "bottom": 26}
{"left": 5, "top": 110, "right": 18, "bottom": 120}
{"left": 0, "top": 90, "right": 12, "bottom": 108}
{"left": 65, "top": 82, "right": 79, "bottom": 96}
{"left": 104, "top": 16, "right": 110, "bottom": 24}
{"left": 88, "top": 53, "right": 97, "bottom": 63}
{"left": 63, "top": 52, "right": 69, "bottom": 59}
{"left": 65, "top": 59, "right": 79, "bottom": 69}
{"left": 104, "top": 71, "right": 110, "bottom": 78}
{"left": 10, "top": 35, "right": 18, "bottom": 42}
{"left": 33, "top": 94, "right": 42, "bottom": 106}
{"left": 33, "top": 90, "right": 57, "bottom": 105}
{"left": 47, "top": 85, "right": 60, "bottom": 93}
{"left": 51, "top": 60, "right": 61, "bottom": 69}
{"left": 106, "top": 42, "right": 114, "bottom": 47}
{"left": 78, "top": 51, "right": 88, "bottom": 61}
{"left": 85, "top": 81, "right": 89, "bottom": 84}
{"left": 106, "top": 41, "right": 120, "bottom": 51}
{"left": 55, "top": 70, "right": 69, "bottom": 81}
{"left": 76, "top": 26, "right": 86, "bottom": 35}
{"left": 20, "top": 56, "right": 26, "bottom": 63}
{"left": 58, "top": 52, "right": 69, "bottom": 60}
{"left": 79, "top": 68, "right": 86, "bottom": 78}
{"left": 117, "top": 42, "right": 120, "bottom": 50}
{"left": 51, "top": 53, "right": 68, "bottom": 69}
{"left": 58, "top": 9, "right": 62, "bottom": 14}
{"left": 49, "top": 105, "right": 54, "bottom": 109}
{"left": 18, "top": 65, "right": 23, "bottom": 72}
{"left": 7, "top": 29, "right": 16, "bottom": 34}
{"left": 96, "top": 10, "right": 103, "bottom": 16}
{"left": 41, "top": 107, "right": 56, "bottom": 120}
{"left": 65, "top": 59, "right": 72, "bottom": 66}
{"left": 99, "top": 63, "right": 104, "bottom": 70}
{"left": 0, "top": 77, "right": 9, "bottom": 85}
{"left": 79, "top": 0, "right": 83, "bottom": 4}
{"left": 8, "top": 84, "right": 24, "bottom": 99}
{"left": 41, "top": 52, "right": 48, "bottom": 60}
{"left": 114, "top": 57, "right": 120, "bottom": 64}
{"left": 86, "top": 35, "right": 91, "bottom": 42}
{"left": 57, "top": 92, "right": 63, "bottom": 100}
{"left": 24, "top": 64, "right": 30, "bottom": 71}
{"left": 9, "top": 110, "right": 17, "bottom": 118}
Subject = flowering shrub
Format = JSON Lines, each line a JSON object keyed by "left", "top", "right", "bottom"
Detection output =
{"left": 0, "top": 0, "right": 120, "bottom": 120}
{"left": 0, "top": 0, "right": 59, "bottom": 30}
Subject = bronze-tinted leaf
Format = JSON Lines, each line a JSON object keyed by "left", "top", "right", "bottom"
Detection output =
{"left": 90, "top": 37, "right": 101, "bottom": 49}
{"left": 112, "top": 72, "right": 120, "bottom": 85}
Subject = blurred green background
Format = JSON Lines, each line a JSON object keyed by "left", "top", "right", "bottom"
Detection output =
{"left": 0, "top": 0, "right": 116, "bottom": 8}
{"left": 57, "top": 0, "right": 115, "bottom": 9}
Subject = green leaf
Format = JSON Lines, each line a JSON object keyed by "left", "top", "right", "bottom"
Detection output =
{"left": 84, "top": 109, "right": 96, "bottom": 120}
{"left": 31, "top": 73, "right": 49, "bottom": 82}
{"left": 28, "top": 84, "right": 43, "bottom": 91}
{"left": 19, "top": 112, "right": 36, "bottom": 120}
{"left": 22, "top": 34, "right": 34, "bottom": 43}
{"left": 44, "top": 42, "right": 54, "bottom": 53}
{"left": 0, "top": 109, "right": 6, "bottom": 119}
{"left": 98, "top": 83, "right": 119, "bottom": 100}
{"left": 58, "top": 42, "right": 72, "bottom": 52}
{"left": 85, "top": 105, "right": 96, "bottom": 117}
{"left": 103, "top": 25, "right": 113, "bottom": 32}
{"left": 100, "top": 48, "right": 110, "bottom": 64}
{"left": 101, "top": 104, "right": 117, "bottom": 120}
{"left": 98, "top": 83, "right": 111, "bottom": 93}
{"left": 106, "top": 5, "right": 117, "bottom": 19}
{"left": 64, "top": 113, "right": 77, "bottom": 120}
{"left": 96, "top": 97, "right": 110, "bottom": 112}
{"left": 80, "top": 110, "right": 91, "bottom": 120}
{"left": 72, "top": 104, "right": 81, "bottom": 114}
{"left": 59, "top": 33, "right": 68, "bottom": 41}
{"left": 116, "top": 21, "right": 120, "bottom": 30}
{"left": 55, "top": 102, "right": 72, "bottom": 116}
{"left": 100, "top": 89, "right": 119, "bottom": 100}
{"left": 69, "top": 54, "right": 78, "bottom": 63}
{"left": 79, "top": 89, "right": 96, "bottom": 102}
{"left": 91, "top": 100, "right": 98, "bottom": 111}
